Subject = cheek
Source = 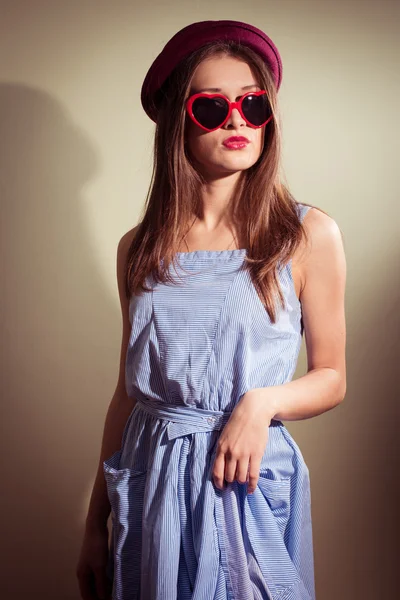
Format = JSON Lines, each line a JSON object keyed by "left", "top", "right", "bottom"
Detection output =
{"left": 187, "top": 129, "right": 218, "bottom": 159}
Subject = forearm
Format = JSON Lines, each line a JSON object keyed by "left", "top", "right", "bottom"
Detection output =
{"left": 258, "top": 367, "right": 346, "bottom": 422}
{"left": 85, "top": 392, "right": 137, "bottom": 530}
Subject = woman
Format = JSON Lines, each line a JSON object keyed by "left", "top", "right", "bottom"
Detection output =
{"left": 77, "top": 20, "right": 346, "bottom": 600}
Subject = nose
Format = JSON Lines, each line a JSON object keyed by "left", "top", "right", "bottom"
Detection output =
{"left": 224, "top": 107, "right": 246, "bottom": 129}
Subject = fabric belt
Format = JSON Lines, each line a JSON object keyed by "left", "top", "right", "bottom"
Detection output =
{"left": 136, "top": 396, "right": 232, "bottom": 441}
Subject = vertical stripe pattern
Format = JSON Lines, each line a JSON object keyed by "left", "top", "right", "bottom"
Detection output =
{"left": 104, "top": 203, "right": 316, "bottom": 599}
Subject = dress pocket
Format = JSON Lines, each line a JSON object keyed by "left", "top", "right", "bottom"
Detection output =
{"left": 245, "top": 473, "right": 302, "bottom": 597}
{"left": 103, "top": 449, "right": 147, "bottom": 520}
{"left": 103, "top": 449, "right": 147, "bottom": 596}
{"left": 256, "top": 473, "right": 291, "bottom": 536}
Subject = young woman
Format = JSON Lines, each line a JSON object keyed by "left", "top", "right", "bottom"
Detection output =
{"left": 77, "top": 20, "right": 346, "bottom": 600}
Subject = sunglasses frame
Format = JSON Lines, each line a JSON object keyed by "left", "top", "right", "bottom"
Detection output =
{"left": 186, "top": 89, "right": 273, "bottom": 132}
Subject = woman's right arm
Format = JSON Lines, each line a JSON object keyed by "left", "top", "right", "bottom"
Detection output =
{"left": 85, "top": 226, "right": 139, "bottom": 531}
{"left": 76, "top": 227, "right": 139, "bottom": 600}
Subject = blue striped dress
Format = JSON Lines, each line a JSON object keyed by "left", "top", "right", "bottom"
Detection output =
{"left": 104, "top": 203, "right": 316, "bottom": 599}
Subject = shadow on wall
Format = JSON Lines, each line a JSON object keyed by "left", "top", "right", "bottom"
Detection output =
{"left": 0, "top": 82, "right": 119, "bottom": 600}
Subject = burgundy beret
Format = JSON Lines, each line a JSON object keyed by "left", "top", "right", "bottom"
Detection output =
{"left": 141, "top": 20, "right": 283, "bottom": 123}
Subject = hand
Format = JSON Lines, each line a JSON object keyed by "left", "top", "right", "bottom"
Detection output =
{"left": 76, "top": 523, "right": 112, "bottom": 600}
{"left": 212, "top": 389, "right": 275, "bottom": 494}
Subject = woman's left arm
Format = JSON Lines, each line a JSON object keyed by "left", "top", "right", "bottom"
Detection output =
{"left": 244, "top": 208, "right": 347, "bottom": 422}
{"left": 212, "top": 209, "right": 347, "bottom": 492}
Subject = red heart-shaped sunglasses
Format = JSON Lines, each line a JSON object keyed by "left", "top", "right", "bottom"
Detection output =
{"left": 186, "top": 90, "right": 273, "bottom": 132}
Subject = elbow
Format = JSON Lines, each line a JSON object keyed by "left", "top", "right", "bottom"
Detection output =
{"left": 329, "top": 367, "right": 346, "bottom": 405}
{"left": 337, "top": 377, "right": 347, "bottom": 404}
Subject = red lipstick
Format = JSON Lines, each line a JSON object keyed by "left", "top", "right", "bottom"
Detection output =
{"left": 223, "top": 136, "right": 250, "bottom": 149}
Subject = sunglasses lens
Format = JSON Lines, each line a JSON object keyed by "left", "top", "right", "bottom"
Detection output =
{"left": 242, "top": 93, "right": 272, "bottom": 126}
{"left": 191, "top": 96, "right": 229, "bottom": 130}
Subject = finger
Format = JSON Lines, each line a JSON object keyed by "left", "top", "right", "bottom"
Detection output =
{"left": 212, "top": 451, "right": 226, "bottom": 490}
{"left": 224, "top": 456, "right": 238, "bottom": 484}
{"left": 235, "top": 458, "right": 250, "bottom": 484}
{"left": 247, "top": 455, "right": 262, "bottom": 494}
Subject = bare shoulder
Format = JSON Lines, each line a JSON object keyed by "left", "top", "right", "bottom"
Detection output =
{"left": 301, "top": 207, "right": 345, "bottom": 291}
{"left": 292, "top": 207, "right": 345, "bottom": 300}
{"left": 303, "top": 206, "right": 343, "bottom": 244}
{"left": 118, "top": 224, "right": 140, "bottom": 255}
{"left": 116, "top": 224, "right": 141, "bottom": 310}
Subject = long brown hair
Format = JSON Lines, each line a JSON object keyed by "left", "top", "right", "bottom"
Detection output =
{"left": 125, "top": 40, "right": 325, "bottom": 323}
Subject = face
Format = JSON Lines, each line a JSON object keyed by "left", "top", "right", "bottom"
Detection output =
{"left": 185, "top": 54, "right": 266, "bottom": 179}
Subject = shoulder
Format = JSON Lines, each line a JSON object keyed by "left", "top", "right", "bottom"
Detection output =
{"left": 118, "top": 224, "right": 140, "bottom": 254}
{"left": 302, "top": 206, "right": 344, "bottom": 262}
{"left": 299, "top": 206, "right": 346, "bottom": 297}
{"left": 116, "top": 225, "right": 141, "bottom": 294}
{"left": 292, "top": 205, "right": 345, "bottom": 300}
{"left": 302, "top": 205, "right": 342, "bottom": 240}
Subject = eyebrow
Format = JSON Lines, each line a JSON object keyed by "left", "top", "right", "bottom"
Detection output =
{"left": 192, "top": 84, "right": 261, "bottom": 94}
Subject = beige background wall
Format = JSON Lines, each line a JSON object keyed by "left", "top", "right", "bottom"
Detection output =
{"left": 1, "top": 1, "right": 399, "bottom": 598}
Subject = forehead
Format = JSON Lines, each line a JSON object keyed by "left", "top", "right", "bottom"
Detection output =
{"left": 190, "top": 55, "right": 259, "bottom": 91}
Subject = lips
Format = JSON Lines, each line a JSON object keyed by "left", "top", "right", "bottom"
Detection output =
{"left": 223, "top": 136, "right": 250, "bottom": 146}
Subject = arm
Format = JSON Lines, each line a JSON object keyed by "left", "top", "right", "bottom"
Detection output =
{"left": 212, "top": 210, "right": 346, "bottom": 491}
{"left": 85, "top": 227, "right": 139, "bottom": 531}
{"left": 246, "top": 208, "right": 347, "bottom": 422}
